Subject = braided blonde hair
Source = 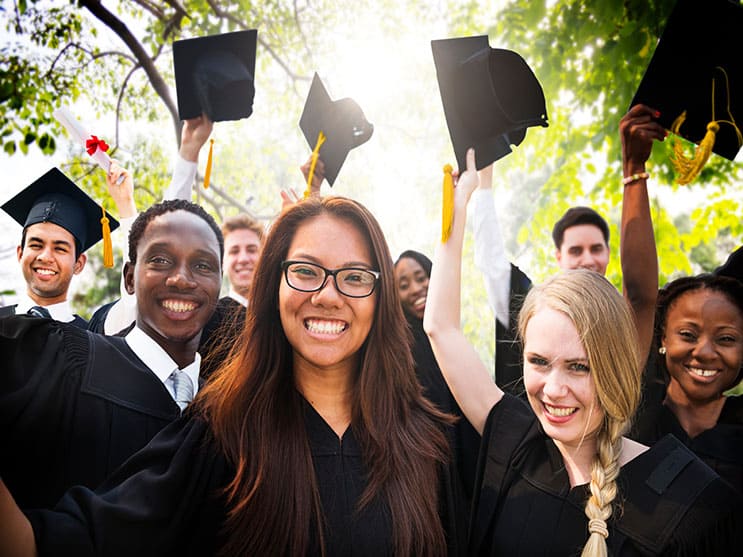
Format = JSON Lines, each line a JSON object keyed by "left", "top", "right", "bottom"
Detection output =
{"left": 518, "top": 270, "right": 642, "bottom": 556}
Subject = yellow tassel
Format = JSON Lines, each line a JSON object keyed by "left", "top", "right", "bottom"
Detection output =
{"left": 100, "top": 205, "right": 113, "bottom": 268}
{"left": 305, "top": 130, "right": 326, "bottom": 198}
{"left": 441, "top": 164, "right": 454, "bottom": 243}
{"left": 203, "top": 138, "right": 215, "bottom": 189}
{"left": 670, "top": 112, "right": 718, "bottom": 185}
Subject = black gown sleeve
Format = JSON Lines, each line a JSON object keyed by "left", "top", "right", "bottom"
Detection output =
{"left": 494, "top": 264, "right": 531, "bottom": 395}
{"left": 26, "top": 416, "right": 231, "bottom": 557}
{"left": 469, "top": 394, "right": 536, "bottom": 555}
{"left": 1, "top": 317, "right": 89, "bottom": 506}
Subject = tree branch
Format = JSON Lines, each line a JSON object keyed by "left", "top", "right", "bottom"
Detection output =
{"left": 205, "top": 0, "right": 312, "bottom": 83}
{"left": 79, "top": 0, "right": 181, "bottom": 145}
{"left": 114, "top": 64, "right": 141, "bottom": 146}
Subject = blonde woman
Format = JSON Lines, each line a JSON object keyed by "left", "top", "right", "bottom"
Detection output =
{"left": 424, "top": 148, "right": 742, "bottom": 555}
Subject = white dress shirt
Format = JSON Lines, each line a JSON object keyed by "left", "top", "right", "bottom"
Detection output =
{"left": 470, "top": 188, "right": 515, "bottom": 328}
{"left": 125, "top": 325, "right": 200, "bottom": 402}
{"left": 15, "top": 294, "right": 77, "bottom": 323}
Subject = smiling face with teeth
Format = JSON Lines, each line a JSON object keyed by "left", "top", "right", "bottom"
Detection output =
{"left": 522, "top": 306, "right": 604, "bottom": 455}
{"left": 662, "top": 288, "right": 743, "bottom": 404}
{"left": 279, "top": 214, "right": 376, "bottom": 381}
{"left": 394, "top": 256, "right": 429, "bottom": 321}
{"left": 125, "top": 210, "right": 222, "bottom": 366}
{"left": 17, "top": 221, "right": 87, "bottom": 305}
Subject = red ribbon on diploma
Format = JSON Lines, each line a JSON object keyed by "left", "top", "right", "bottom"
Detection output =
{"left": 86, "top": 135, "right": 110, "bottom": 155}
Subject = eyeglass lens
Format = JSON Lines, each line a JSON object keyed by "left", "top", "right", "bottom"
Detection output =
{"left": 285, "top": 262, "right": 377, "bottom": 297}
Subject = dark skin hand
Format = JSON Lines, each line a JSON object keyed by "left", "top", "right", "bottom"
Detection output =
{"left": 618, "top": 103, "right": 665, "bottom": 364}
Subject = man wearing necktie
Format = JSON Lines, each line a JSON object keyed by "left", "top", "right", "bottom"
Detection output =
{"left": 0, "top": 199, "right": 222, "bottom": 509}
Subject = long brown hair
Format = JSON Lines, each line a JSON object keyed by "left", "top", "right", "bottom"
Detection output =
{"left": 196, "top": 196, "right": 451, "bottom": 556}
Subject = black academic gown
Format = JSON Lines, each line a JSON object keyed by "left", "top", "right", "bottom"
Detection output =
{"left": 0, "top": 315, "right": 180, "bottom": 509}
{"left": 0, "top": 303, "right": 87, "bottom": 328}
{"left": 470, "top": 394, "right": 743, "bottom": 556}
{"left": 408, "top": 314, "right": 481, "bottom": 503}
{"left": 198, "top": 296, "right": 246, "bottom": 381}
{"left": 494, "top": 264, "right": 531, "bottom": 396}
{"left": 26, "top": 397, "right": 464, "bottom": 556}
{"left": 631, "top": 375, "right": 743, "bottom": 495}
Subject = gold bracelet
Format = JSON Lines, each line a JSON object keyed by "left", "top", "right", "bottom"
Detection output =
{"left": 622, "top": 172, "right": 649, "bottom": 185}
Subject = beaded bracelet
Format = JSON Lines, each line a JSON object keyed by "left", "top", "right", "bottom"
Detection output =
{"left": 622, "top": 172, "right": 649, "bottom": 185}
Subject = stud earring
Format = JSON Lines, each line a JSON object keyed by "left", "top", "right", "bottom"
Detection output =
{"left": 658, "top": 346, "right": 666, "bottom": 355}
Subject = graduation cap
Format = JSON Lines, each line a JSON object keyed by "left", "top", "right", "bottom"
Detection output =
{"left": 431, "top": 35, "right": 549, "bottom": 172}
{"left": 1, "top": 167, "right": 120, "bottom": 262}
{"left": 631, "top": 0, "right": 743, "bottom": 182}
{"left": 173, "top": 29, "right": 258, "bottom": 122}
{"left": 299, "top": 73, "right": 374, "bottom": 187}
{"left": 714, "top": 246, "right": 743, "bottom": 282}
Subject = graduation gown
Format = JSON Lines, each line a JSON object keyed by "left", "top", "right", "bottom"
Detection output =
{"left": 26, "top": 398, "right": 464, "bottom": 556}
{"left": 0, "top": 303, "right": 87, "bottom": 328}
{"left": 470, "top": 394, "right": 743, "bottom": 556}
{"left": 0, "top": 315, "right": 180, "bottom": 509}
{"left": 407, "top": 315, "right": 481, "bottom": 503}
{"left": 494, "top": 264, "right": 531, "bottom": 396}
{"left": 198, "top": 296, "right": 246, "bottom": 381}
{"left": 631, "top": 376, "right": 743, "bottom": 494}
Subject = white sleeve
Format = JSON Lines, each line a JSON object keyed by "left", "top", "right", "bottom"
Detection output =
{"left": 163, "top": 154, "right": 198, "bottom": 201}
{"left": 104, "top": 215, "right": 137, "bottom": 335}
{"left": 471, "top": 189, "right": 512, "bottom": 328}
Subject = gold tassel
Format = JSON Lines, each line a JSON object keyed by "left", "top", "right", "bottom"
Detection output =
{"left": 441, "top": 164, "right": 454, "bottom": 243}
{"left": 670, "top": 112, "right": 718, "bottom": 185}
{"left": 305, "top": 130, "right": 326, "bottom": 198}
{"left": 670, "top": 67, "right": 742, "bottom": 185}
{"left": 100, "top": 205, "right": 114, "bottom": 268}
{"left": 203, "top": 138, "right": 215, "bottom": 189}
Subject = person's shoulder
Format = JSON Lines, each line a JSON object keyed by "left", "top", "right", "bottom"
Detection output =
{"left": 614, "top": 434, "right": 741, "bottom": 554}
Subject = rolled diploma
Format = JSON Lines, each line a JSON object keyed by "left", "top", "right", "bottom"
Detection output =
{"left": 53, "top": 106, "right": 112, "bottom": 173}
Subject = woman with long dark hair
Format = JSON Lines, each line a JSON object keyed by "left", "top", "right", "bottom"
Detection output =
{"left": 0, "top": 196, "right": 461, "bottom": 556}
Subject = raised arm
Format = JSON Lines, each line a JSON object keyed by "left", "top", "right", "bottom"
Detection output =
{"left": 471, "top": 163, "right": 513, "bottom": 328}
{"left": 164, "top": 115, "right": 214, "bottom": 200}
{"left": 424, "top": 149, "right": 503, "bottom": 433}
{"left": 619, "top": 104, "right": 664, "bottom": 362}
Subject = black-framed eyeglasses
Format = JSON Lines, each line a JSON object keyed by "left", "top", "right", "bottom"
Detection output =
{"left": 281, "top": 260, "right": 380, "bottom": 298}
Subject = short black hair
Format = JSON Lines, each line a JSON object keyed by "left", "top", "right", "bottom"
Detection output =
{"left": 128, "top": 199, "right": 224, "bottom": 265}
{"left": 655, "top": 273, "right": 743, "bottom": 382}
{"left": 551, "top": 206, "right": 609, "bottom": 250}
{"left": 394, "top": 249, "right": 432, "bottom": 278}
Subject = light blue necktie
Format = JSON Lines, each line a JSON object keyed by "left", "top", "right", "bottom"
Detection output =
{"left": 171, "top": 370, "right": 194, "bottom": 413}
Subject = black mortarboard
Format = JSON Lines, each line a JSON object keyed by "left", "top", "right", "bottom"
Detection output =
{"left": 714, "top": 246, "right": 743, "bottom": 282}
{"left": 299, "top": 73, "right": 374, "bottom": 187}
{"left": 173, "top": 29, "right": 257, "bottom": 122}
{"left": 1, "top": 167, "right": 119, "bottom": 254}
{"left": 631, "top": 0, "right": 743, "bottom": 161}
{"left": 431, "top": 35, "right": 549, "bottom": 171}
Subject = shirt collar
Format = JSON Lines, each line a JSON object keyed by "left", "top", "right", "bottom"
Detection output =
{"left": 125, "top": 325, "right": 201, "bottom": 394}
{"left": 15, "top": 294, "right": 76, "bottom": 322}
{"left": 228, "top": 289, "right": 249, "bottom": 307}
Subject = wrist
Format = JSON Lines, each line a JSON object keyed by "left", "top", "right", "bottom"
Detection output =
{"left": 622, "top": 171, "right": 649, "bottom": 186}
